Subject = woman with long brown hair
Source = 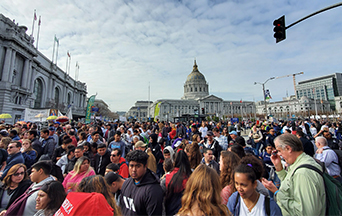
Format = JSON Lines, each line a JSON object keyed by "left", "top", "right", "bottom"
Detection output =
{"left": 220, "top": 151, "right": 241, "bottom": 205}
{"left": 184, "top": 142, "right": 201, "bottom": 170}
{"left": 0, "top": 164, "right": 31, "bottom": 214}
{"left": 178, "top": 164, "right": 231, "bottom": 216}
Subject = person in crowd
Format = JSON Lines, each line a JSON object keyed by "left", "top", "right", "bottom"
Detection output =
{"left": 315, "top": 136, "right": 342, "bottom": 183}
{"left": 9, "top": 130, "right": 19, "bottom": 141}
{"left": 105, "top": 172, "right": 125, "bottom": 204}
{"left": 0, "top": 164, "right": 31, "bottom": 213}
{"left": 163, "top": 146, "right": 174, "bottom": 161}
{"left": 266, "top": 128, "right": 277, "bottom": 148}
{"left": 5, "top": 161, "right": 55, "bottom": 216}
{"left": 169, "top": 124, "right": 177, "bottom": 141}
{"left": 161, "top": 150, "right": 191, "bottom": 216}
{"left": 77, "top": 175, "right": 121, "bottom": 216}
{"left": 51, "top": 138, "right": 72, "bottom": 163}
{"left": 201, "top": 148, "right": 219, "bottom": 174}
{"left": 228, "top": 131, "right": 238, "bottom": 146}
{"left": 34, "top": 181, "right": 66, "bottom": 216}
{"left": 296, "top": 130, "right": 314, "bottom": 157}
{"left": 228, "top": 143, "right": 247, "bottom": 159}
{"left": 213, "top": 128, "right": 228, "bottom": 151}
{"left": 21, "top": 139, "right": 37, "bottom": 169}
{"left": 248, "top": 125, "right": 263, "bottom": 155}
{"left": 178, "top": 164, "right": 230, "bottom": 216}
{"left": 220, "top": 151, "right": 241, "bottom": 205}
{"left": 202, "top": 131, "right": 221, "bottom": 161}
{"left": 262, "top": 134, "right": 326, "bottom": 215}
{"left": 149, "top": 133, "right": 164, "bottom": 176}
{"left": 77, "top": 132, "right": 87, "bottom": 146}
{"left": 62, "top": 156, "right": 95, "bottom": 193}
{"left": 56, "top": 146, "right": 75, "bottom": 175}
{"left": 323, "top": 130, "right": 339, "bottom": 149}
{"left": 184, "top": 142, "right": 201, "bottom": 171}
{"left": 227, "top": 159, "right": 282, "bottom": 215}
{"left": 40, "top": 129, "right": 55, "bottom": 159}
{"left": 65, "top": 145, "right": 84, "bottom": 173}
{"left": 27, "top": 130, "right": 42, "bottom": 160}
{"left": 109, "top": 148, "right": 129, "bottom": 178}
{"left": 134, "top": 141, "right": 157, "bottom": 173}
{"left": 105, "top": 163, "right": 120, "bottom": 176}
{"left": 199, "top": 121, "right": 208, "bottom": 140}
{"left": 108, "top": 131, "right": 126, "bottom": 158}
{"left": 120, "top": 150, "right": 163, "bottom": 216}
{"left": 94, "top": 143, "right": 111, "bottom": 176}
{"left": 161, "top": 158, "right": 173, "bottom": 180}
{"left": 0, "top": 141, "right": 25, "bottom": 181}
{"left": 48, "top": 127, "right": 59, "bottom": 148}
{"left": 89, "top": 131, "right": 103, "bottom": 146}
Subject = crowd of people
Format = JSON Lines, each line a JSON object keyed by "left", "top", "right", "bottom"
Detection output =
{"left": 0, "top": 118, "right": 339, "bottom": 215}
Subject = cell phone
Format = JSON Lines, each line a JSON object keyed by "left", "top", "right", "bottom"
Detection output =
{"left": 272, "top": 150, "right": 278, "bottom": 156}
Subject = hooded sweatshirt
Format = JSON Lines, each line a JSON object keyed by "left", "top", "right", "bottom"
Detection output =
{"left": 164, "top": 146, "right": 174, "bottom": 161}
{"left": 120, "top": 169, "right": 163, "bottom": 216}
{"left": 22, "top": 175, "right": 55, "bottom": 216}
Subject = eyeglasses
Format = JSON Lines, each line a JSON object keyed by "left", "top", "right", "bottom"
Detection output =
{"left": 111, "top": 154, "right": 118, "bottom": 157}
{"left": 13, "top": 172, "right": 25, "bottom": 177}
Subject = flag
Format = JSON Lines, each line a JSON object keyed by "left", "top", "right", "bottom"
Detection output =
{"left": 38, "top": 16, "right": 41, "bottom": 25}
{"left": 54, "top": 35, "right": 59, "bottom": 45}
{"left": 66, "top": 104, "right": 73, "bottom": 120}
{"left": 67, "top": 51, "right": 70, "bottom": 57}
{"left": 85, "top": 95, "right": 96, "bottom": 124}
{"left": 34, "top": 10, "right": 37, "bottom": 20}
{"left": 240, "top": 99, "right": 242, "bottom": 103}
{"left": 154, "top": 102, "right": 161, "bottom": 121}
{"left": 265, "top": 89, "right": 272, "bottom": 100}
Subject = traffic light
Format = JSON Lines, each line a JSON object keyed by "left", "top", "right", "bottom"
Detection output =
{"left": 201, "top": 108, "right": 205, "bottom": 114}
{"left": 273, "top": 15, "right": 286, "bottom": 43}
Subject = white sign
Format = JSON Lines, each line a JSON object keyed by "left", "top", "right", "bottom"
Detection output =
{"left": 24, "top": 108, "right": 49, "bottom": 122}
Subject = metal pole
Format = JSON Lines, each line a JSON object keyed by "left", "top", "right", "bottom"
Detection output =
{"left": 263, "top": 83, "right": 267, "bottom": 118}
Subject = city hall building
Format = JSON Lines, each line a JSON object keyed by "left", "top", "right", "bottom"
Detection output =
{"left": 0, "top": 14, "right": 87, "bottom": 123}
{"left": 127, "top": 60, "right": 255, "bottom": 122}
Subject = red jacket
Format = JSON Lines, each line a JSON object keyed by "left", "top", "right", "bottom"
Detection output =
{"left": 118, "top": 157, "right": 129, "bottom": 178}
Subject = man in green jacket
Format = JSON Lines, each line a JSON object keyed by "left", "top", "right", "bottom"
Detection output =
{"left": 262, "top": 134, "right": 326, "bottom": 216}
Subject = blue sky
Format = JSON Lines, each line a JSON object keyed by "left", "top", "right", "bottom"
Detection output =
{"left": 1, "top": 0, "right": 342, "bottom": 111}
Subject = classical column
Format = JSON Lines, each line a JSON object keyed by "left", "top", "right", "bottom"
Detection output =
{"left": 2, "top": 48, "right": 13, "bottom": 81}
{"left": 21, "top": 59, "right": 29, "bottom": 88}
{"left": 26, "top": 62, "right": 33, "bottom": 89}
{"left": 9, "top": 50, "right": 16, "bottom": 82}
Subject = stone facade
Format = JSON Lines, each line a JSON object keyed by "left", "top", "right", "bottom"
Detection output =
{"left": 0, "top": 14, "right": 87, "bottom": 123}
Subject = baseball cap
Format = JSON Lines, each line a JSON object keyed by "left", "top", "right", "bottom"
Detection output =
{"left": 134, "top": 141, "right": 148, "bottom": 149}
{"left": 229, "top": 131, "right": 238, "bottom": 136}
{"left": 48, "top": 126, "right": 55, "bottom": 131}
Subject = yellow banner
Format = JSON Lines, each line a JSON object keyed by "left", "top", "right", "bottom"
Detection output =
{"left": 154, "top": 102, "right": 161, "bottom": 122}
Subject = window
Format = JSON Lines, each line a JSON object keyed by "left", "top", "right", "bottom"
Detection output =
{"left": 67, "top": 93, "right": 72, "bottom": 105}
{"left": 195, "top": 87, "right": 197, "bottom": 92}
{"left": 54, "top": 87, "right": 60, "bottom": 107}
{"left": 34, "top": 79, "right": 43, "bottom": 108}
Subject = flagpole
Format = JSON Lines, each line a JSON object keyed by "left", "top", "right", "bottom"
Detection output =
{"left": 68, "top": 55, "right": 71, "bottom": 75}
{"left": 55, "top": 40, "right": 59, "bottom": 66}
{"left": 65, "top": 53, "right": 69, "bottom": 73}
{"left": 31, "top": 9, "right": 36, "bottom": 37}
{"left": 36, "top": 16, "right": 41, "bottom": 49}
{"left": 52, "top": 35, "right": 56, "bottom": 64}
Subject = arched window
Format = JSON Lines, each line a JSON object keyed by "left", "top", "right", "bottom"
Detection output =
{"left": 54, "top": 87, "right": 60, "bottom": 107}
{"left": 67, "top": 93, "right": 72, "bottom": 105}
{"left": 190, "top": 87, "right": 193, "bottom": 92}
{"left": 34, "top": 79, "right": 43, "bottom": 108}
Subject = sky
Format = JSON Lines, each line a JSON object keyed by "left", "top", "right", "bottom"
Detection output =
{"left": 1, "top": 0, "right": 342, "bottom": 112}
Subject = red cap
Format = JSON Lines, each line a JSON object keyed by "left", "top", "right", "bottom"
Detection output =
{"left": 54, "top": 192, "right": 113, "bottom": 216}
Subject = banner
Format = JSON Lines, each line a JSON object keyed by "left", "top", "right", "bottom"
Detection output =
{"left": 154, "top": 102, "right": 161, "bottom": 122}
{"left": 66, "top": 104, "right": 73, "bottom": 120}
{"left": 24, "top": 108, "right": 49, "bottom": 122}
{"left": 85, "top": 95, "right": 96, "bottom": 124}
{"left": 264, "top": 89, "right": 272, "bottom": 101}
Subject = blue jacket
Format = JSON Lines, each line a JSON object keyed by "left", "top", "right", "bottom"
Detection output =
{"left": 22, "top": 150, "right": 37, "bottom": 169}
{"left": 227, "top": 191, "right": 282, "bottom": 216}
{"left": 42, "top": 136, "right": 55, "bottom": 159}
{"left": 1, "top": 152, "right": 25, "bottom": 180}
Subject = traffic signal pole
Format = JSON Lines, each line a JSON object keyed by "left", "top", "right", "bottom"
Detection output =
{"left": 274, "top": 2, "right": 342, "bottom": 43}
{"left": 286, "top": 2, "right": 342, "bottom": 30}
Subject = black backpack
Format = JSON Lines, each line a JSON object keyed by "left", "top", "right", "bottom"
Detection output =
{"left": 323, "top": 148, "right": 342, "bottom": 176}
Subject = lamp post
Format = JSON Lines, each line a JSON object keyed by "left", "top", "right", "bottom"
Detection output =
{"left": 254, "top": 77, "right": 275, "bottom": 119}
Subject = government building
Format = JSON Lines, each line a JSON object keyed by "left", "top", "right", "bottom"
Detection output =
{"left": 126, "top": 60, "right": 255, "bottom": 122}
{"left": 0, "top": 14, "right": 87, "bottom": 123}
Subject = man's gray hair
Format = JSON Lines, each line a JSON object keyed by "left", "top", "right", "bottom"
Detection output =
{"left": 275, "top": 134, "right": 304, "bottom": 152}
{"left": 315, "top": 136, "right": 328, "bottom": 146}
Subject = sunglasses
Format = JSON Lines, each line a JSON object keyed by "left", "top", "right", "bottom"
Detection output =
{"left": 13, "top": 172, "right": 25, "bottom": 177}
{"left": 111, "top": 154, "right": 118, "bottom": 157}
{"left": 7, "top": 146, "right": 16, "bottom": 149}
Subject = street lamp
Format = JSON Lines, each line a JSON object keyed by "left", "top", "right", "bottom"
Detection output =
{"left": 254, "top": 77, "right": 275, "bottom": 119}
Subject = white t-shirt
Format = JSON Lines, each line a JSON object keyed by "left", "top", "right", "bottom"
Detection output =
{"left": 239, "top": 193, "right": 265, "bottom": 216}
{"left": 199, "top": 126, "right": 208, "bottom": 138}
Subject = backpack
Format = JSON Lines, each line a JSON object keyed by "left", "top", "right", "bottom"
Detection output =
{"left": 292, "top": 164, "right": 342, "bottom": 216}
{"left": 5, "top": 185, "right": 39, "bottom": 216}
{"left": 234, "top": 192, "right": 270, "bottom": 216}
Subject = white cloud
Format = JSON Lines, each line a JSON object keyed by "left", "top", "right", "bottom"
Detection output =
{"left": 1, "top": 0, "right": 342, "bottom": 111}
